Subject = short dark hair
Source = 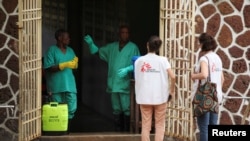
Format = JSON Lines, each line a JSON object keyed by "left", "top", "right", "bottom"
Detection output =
{"left": 199, "top": 33, "right": 217, "bottom": 51}
{"left": 148, "top": 35, "right": 162, "bottom": 52}
{"left": 119, "top": 24, "right": 130, "bottom": 33}
{"left": 55, "top": 28, "right": 67, "bottom": 41}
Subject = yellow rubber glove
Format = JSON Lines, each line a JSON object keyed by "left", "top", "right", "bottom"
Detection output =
{"left": 73, "top": 56, "right": 78, "bottom": 63}
{"left": 73, "top": 56, "right": 79, "bottom": 68}
{"left": 59, "top": 57, "right": 78, "bottom": 70}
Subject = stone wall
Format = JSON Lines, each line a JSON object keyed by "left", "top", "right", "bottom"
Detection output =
{"left": 0, "top": 0, "right": 249, "bottom": 141}
{"left": 195, "top": 0, "right": 250, "bottom": 122}
{"left": 194, "top": 0, "right": 250, "bottom": 140}
{"left": 0, "top": 0, "right": 19, "bottom": 141}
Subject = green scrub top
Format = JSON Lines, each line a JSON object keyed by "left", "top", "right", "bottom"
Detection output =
{"left": 43, "top": 45, "right": 77, "bottom": 93}
{"left": 99, "top": 41, "right": 140, "bottom": 94}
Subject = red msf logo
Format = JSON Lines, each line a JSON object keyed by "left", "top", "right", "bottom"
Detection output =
{"left": 141, "top": 62, "right": 151, "bottom": 72}
{"left": 212, "top": 63, "right": 216, "bottom": 72}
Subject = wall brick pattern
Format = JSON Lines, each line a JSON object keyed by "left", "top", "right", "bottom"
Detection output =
{"left": 0, "top": 0, "right": 19, "bottom": 140}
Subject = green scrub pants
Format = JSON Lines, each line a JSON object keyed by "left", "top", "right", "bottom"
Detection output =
{"left": 51, "top": 92, "right": 77, "bottom": 119}
{"left": 111, "top": 92, "right": 130, "bottom": 116}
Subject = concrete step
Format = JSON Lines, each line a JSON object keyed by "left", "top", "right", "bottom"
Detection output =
{"left": 40, "top": 133, "right": 146, "bottom": 141}
{"left": 39, "top": 133, "right": 179, "bottom": 141}
{"left": 39, "top": 132, "right": 158, "bottom": 141}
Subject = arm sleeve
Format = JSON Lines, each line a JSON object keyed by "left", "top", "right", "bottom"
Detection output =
{"left": 98, "top": 43, "right": 113, "bottom": 62}
{"left": 43, "top": 47, "right": 56, "bottom": 69}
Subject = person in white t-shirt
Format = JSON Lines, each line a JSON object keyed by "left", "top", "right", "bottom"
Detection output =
{"left": 134, "top": 35, "right": 176, "bottom": 141}
{"left": 191, "top": 33, "right": 224, "bottom": 141}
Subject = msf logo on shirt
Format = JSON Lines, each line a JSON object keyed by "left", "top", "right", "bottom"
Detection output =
{"left": 211, "top": 63, "right": 222, "bottom": 72}
{"left": 141, "top": 62, "right": 151, "bottom": 72}
{"left": 140, "top": 62, "right": 160, "bottom": 73}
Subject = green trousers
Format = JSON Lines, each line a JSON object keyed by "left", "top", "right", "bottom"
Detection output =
{"left": 111, "top": 93, "right": 130, "bottom": 116}
{"left": 51, "top": 92, "right": 77, "bottom": 119}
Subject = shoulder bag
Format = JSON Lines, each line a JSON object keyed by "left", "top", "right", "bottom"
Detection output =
{"left": 192, "top": 56, "right": 219, "bottom": 117}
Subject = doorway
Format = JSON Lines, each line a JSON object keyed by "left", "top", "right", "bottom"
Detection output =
{"left": 42, "top": 0, "right": 159, "bottom": 132}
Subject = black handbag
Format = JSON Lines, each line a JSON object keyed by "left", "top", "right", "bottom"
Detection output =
{"left": 192, "top": 56, "right": 219, "bottom": 117}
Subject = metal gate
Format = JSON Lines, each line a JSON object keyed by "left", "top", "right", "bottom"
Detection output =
{"left": 159, "top": 0, "right": 196, "bottom": 140}
{"left": 18, "top": 0, "right": 42, "bottom": 141}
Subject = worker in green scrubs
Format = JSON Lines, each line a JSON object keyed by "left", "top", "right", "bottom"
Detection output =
{"left": 43, "top": 28, "right": 78, "bottom": 134}
{"left": 84, "top": 25, "right": 140, "bottom": 132}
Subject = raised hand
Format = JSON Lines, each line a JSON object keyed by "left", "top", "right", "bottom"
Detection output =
{"left": 83, "top": 35, "right": 98, "bottom": 54}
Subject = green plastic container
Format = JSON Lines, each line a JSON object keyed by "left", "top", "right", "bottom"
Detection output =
{"left": 42, "top": 102, "right": 68, "bottom": 132}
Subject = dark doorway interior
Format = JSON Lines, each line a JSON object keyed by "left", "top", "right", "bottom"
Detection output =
{"left": 66, "top": 0, "right": 159, "bottom": 132}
